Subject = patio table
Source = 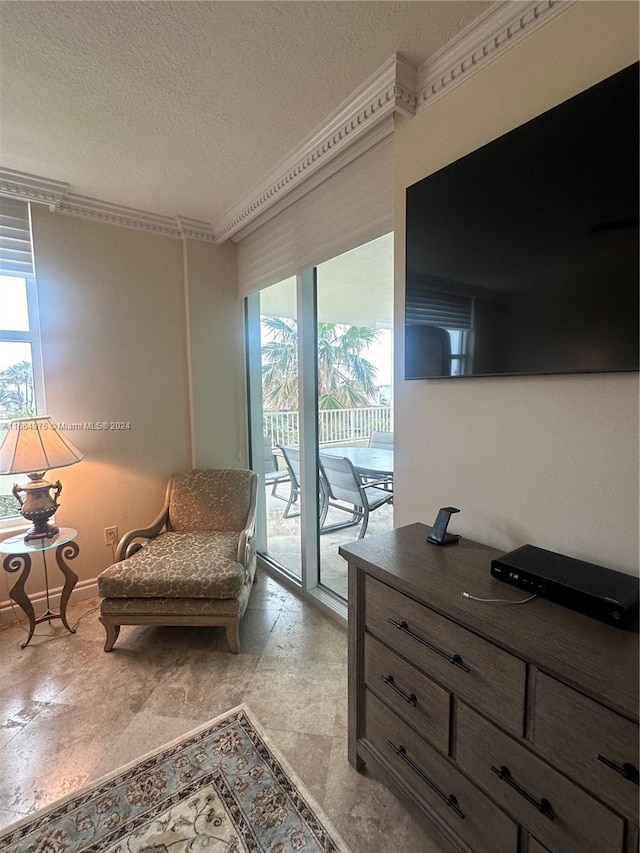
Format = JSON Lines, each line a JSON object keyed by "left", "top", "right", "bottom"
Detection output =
{"left": 319, "top": 446, "right": 394, "bottom": 479}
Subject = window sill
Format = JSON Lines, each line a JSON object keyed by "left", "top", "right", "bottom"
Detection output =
{"left": 0, "top": 518, "right": 29, "bottom": 541}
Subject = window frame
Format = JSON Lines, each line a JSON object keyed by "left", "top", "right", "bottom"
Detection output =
{"left": 0, "top": 202, "right": 45, "bottom": 528}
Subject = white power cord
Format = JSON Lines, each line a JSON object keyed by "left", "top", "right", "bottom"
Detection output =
{"left": 462, "top": 591, "right": 537, "bottom": 604}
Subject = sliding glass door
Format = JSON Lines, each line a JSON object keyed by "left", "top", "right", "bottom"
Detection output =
{"left": 315, "top": 235, "right": 393, "bottom": 598}
{"left": 246, "top": 234, "right": 393, "bottom": 603}
{"left": 246, "top": 276, "right": 303, "bottom": 580}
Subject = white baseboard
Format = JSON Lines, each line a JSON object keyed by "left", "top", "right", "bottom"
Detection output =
{"left": 0, "top": 578, "right": 99, "bottom": 626}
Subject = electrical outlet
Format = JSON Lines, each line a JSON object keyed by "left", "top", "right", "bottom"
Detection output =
{"left": 104, "top": 526, "right": 119, "bottom": 546}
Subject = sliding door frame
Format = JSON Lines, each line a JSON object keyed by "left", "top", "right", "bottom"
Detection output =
{"left": 245, "top": 293, "right": 269, "bottom": 556}
{"left": 246, "top": 267, "right": 351, "bottom": 617}
{"left": 296, "top": 268, "right": 321, "bottom": 592}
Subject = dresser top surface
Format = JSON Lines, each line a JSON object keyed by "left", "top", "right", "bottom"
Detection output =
{"left": 340, "top": 523, "right": 639, "bottom": 721}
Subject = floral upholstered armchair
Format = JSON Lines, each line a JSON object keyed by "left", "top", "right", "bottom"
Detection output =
{"left": 97, "top": 469, "right": 258, "bottom": 653}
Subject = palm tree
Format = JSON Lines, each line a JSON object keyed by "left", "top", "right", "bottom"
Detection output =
{"left": 0, "top": 359, "right": 35, "bottom": 417}
{"left": 261, "top": 317, "right": 379, "bottom": 411}
{"left": 261, "top": 318, "right": 300, "bottom": 411}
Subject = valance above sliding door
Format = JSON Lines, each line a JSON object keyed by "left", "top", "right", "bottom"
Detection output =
{"left": 237, "top": 135, "right": 393, "bottom": 297}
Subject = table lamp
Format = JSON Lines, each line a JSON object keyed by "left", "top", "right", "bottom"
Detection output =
{"left": 0, "top": 416, "right": 84, "bottom": 542}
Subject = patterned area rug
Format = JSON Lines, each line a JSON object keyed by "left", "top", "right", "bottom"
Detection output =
{"left": 0, "top": 704, "right": 351, "bottom": 853}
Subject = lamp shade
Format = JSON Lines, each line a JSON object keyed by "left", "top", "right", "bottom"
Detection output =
{"left": 0, "top": 417, "right": 85, "bottom": 475}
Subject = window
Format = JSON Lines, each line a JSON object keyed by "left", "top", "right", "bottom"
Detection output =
{"left": 405, "top": 280, "right": 473, "bottom": 376}
{"left": 448, "top": 329, "right": 469, "bottom": 376}
{"left": 0, "top": 199, "right": 44, "bottom": 520}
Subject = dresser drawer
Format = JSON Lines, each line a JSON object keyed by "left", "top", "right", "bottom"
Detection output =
{"left": 365, "top": 575, "right": 526, "bottom": 735}
{"left": 532, "top": 671, "right": 639, "bottom": 822}
{"left": 364, "top": 689, "right": 518, "bottom": 853}
{"left": 455, "top": 702, "right": 625, "bottom": 853}
{"left": 365, "top": 632, "right": 450, "bottom": 755}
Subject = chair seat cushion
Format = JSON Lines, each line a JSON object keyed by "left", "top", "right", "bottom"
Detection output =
{"left": 98, "top": 531, "right": 244, "bottom": 600}
{"left": 100, "top": 589, "right": 249, "bottom": 618}
{"left": 365, "top": 486, "right": 394, "bottom": 511}
{"left": 265, "top": 469, "right": 289, "bottom": 482}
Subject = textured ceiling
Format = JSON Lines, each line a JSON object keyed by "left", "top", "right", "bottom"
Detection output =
{"left": 0, "top": 1, "right": 491, "bottom": 225}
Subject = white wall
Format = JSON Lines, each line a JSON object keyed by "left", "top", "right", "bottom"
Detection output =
{"left": 1, "top": 209, "right": 245, "bottom": 605}
{"left": 184, "top": 237, "right": 248, "bottom": 469}
{"left": 27, "top": 209, "right": 192, "bottom": 589}
{"left": 393, "top": 1, "right": 639, "bottom": 573}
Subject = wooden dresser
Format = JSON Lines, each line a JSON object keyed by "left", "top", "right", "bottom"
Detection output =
{"left": 340, "top": 523, "right": 639, "bottom": 853}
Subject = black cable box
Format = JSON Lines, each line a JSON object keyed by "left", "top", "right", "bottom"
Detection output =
{"left": 491, "top": 544, "right": 639, "bottom": 628}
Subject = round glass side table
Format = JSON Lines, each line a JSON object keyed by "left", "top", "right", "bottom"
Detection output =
{"left": 0, "top": 527, "right": 79, "bottom": 648}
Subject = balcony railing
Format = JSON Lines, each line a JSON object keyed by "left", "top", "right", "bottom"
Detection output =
{"left": 263, "top": 406, "right": 393, "bottom": 448}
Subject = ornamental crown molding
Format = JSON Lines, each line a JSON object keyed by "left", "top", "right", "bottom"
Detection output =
{"left": 0, "top": 168, "right": 216, "bottom": 242}
{"left": 414, "top": 0, "right": 574, "bottom": 112}
{"left": 214, "top": 0, "right": 573, "bottom": 242}
{"left": 176, "top": 216, "right": 215, "bottom": 241}
{"left": 58, "top": 193, "right": 182, "bottom": 238}
{"left": 0, "top": 170, "right": 69, "bottom": 208}
{"left": 212, "top": 54, "right": 417, "bottom": 244}
{"left": 0, "top": 0, "right": 574, "bottom": 245}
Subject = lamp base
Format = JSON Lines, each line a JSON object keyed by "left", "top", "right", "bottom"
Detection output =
{"left": 12, "top": 475, "right": 63, "bottom": 544}
{"left": 23, "top": 520, "right": 60, "bottom": 543}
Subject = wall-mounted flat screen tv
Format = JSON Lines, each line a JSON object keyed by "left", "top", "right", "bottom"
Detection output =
{"left": 405, "top": 62, "right": 639, "bottom": 380}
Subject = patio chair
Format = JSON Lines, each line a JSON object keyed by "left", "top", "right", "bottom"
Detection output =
{"left": 368, "top": 430, "right": 394, "bottom": 491}
{"left": 369, "top": 430, "right": 394, "bottom": 449}
{"left": 277, "top": 445, "right": 334, "bottom": 527}
{"left": 319, "top": 453, "right": 393, "bottom": 539}
{"left": 97, "top": 468, "right": 258, "bottom": 654}
{"left": 263, "top": 434, "right": 290, "bottom": 499}
{"left": 277, "top": 445, "right": 302, "bottom": 518}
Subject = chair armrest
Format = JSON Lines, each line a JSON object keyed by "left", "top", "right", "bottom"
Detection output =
{"left": 362, "top": 479, "right": 393, "bottom": 490}
{"left": 237, "top": 528, "right": 256, "bottom": 583}
{"left": 115, "top": 505, "right": 169, "bottom": 561}
{"left": 236, "top": 473, "right": 258, "bottom": 580}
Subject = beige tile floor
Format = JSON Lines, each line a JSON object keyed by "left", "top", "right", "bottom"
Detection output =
{"left": 264, "top": 486, "right": 395, "bottom": 600}
{"left": 0, "top": 567, "right": 445, "bottom": 852}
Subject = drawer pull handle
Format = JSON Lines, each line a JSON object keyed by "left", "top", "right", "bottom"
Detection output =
{"left": 597, "top": 754, "right": 640, "bottom": 785}
{"left": 387, "top": 740, "right": 465, "bottom": 819}
{"left": 491, "top": 764, "right": 554, "bottom": 821}
{"left": 388, "top": 619, "right": 470, "bottom": 672}
{"left": 381, "top": 674, "right": 418, "bottom": 706}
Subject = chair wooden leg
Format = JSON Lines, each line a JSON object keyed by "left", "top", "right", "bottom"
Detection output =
{"left": 226, "top": 619, "right": 240, "bottom": 654}
{"left": 100, "top": 618, "right": 120, "bottom": 652}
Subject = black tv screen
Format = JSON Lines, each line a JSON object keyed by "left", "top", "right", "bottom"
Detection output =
{"left": 405, "top": 62, "right": 639, "bottom": 380}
